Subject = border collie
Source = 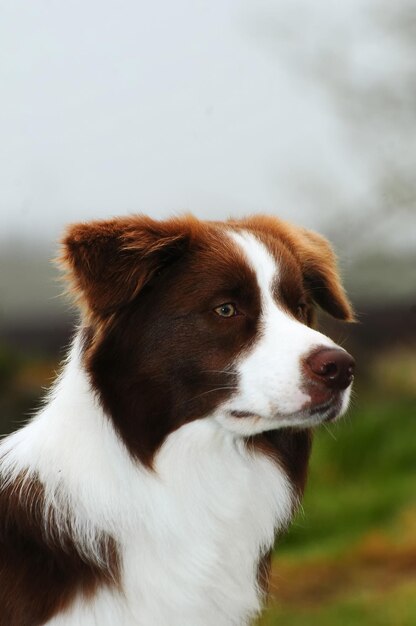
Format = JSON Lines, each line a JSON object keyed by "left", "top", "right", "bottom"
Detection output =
{"left": 0, "top": 214, "right": 354, "bottom": 625}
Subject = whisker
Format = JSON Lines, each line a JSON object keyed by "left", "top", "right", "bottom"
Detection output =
{"left": 336, "top": 335, "right": 349, "bottom": 349}
{"left": 188, "top": 386, "right": 238, "bottom": 402}
{"left": 323, "top": 423, "right": 338, "bottom": 441}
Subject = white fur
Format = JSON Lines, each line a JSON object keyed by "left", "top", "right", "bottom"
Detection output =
{"left": 0, "top": 229, "right": 352, "bottom": 624}
{"left": 0, "top": 334, "right": 293, "bottom": 625}
{"left": 215, "top": 231, "right": 352, "bottom": 436}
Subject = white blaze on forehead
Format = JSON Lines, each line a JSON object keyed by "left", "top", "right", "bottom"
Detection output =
{"left": 218, "top": 228, "right": 338, "bottom": 435}
{"left": 228, "top": 230, "right": 278, "bottom": 303}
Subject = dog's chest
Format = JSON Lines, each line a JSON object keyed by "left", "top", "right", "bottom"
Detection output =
{"left": 47, "top": 420, "right": 293, "bottom": 625}
{"left": 111, "top": 422, "right": 292, "bottom": 624}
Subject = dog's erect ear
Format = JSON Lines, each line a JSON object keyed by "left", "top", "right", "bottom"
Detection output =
{"left": 234, "top": 215, "right": 355, "bottom": 321}
{"left": 59, "top": 215, "right": 196, "bottom": 319}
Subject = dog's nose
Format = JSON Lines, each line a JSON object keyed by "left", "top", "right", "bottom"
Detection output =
{"left": 305, "top": 348, "right": 355, "bottom": 391}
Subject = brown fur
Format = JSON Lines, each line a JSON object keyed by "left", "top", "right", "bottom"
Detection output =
{"left": 60, "top": 214, "right": 354, "bottom": 323}
{"left": 60, "top": 215, "right": 206, "bottom": 322}
{"left": 257, "top": 549, "right": 273, "bottom": 597}
{"left": 80, "top": 220, "right": 262, "bottom": 466}
{"left": 229, "top": 215, "right": 355, "bottom": 321}
{"left": 0, "top": 473, "right": 119, "bottom": 626}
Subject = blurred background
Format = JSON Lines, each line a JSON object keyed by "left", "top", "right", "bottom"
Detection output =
{"left": 1, "top": 1, "right": 415, "bottom": 624}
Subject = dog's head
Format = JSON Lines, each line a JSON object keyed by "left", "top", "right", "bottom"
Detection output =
{"left": 61, "top": 214, "right": 355, "bottom": 465}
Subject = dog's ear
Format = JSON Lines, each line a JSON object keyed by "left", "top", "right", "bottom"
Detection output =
{"left": 59, "top": 215, "right": 196, "bottom": 319}
{"left": 295, "top": 227, "right": 355, "bottom": 321}
{"left": 234, "top": 215, "right": 355, "bottom": 321}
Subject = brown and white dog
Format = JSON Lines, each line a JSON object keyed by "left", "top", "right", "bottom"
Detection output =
{"left": 0, "top": 214, "right": 355, "bottom": 625}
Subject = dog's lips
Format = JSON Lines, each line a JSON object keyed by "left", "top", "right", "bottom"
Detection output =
{"left": 306, "top": 395, "right": 343, "bottom": 423}
{"left": 228, "top": 395, "right": 343, "bottom": 425}
{"left": 307, "top": 399, "right": 334, "bottom": 416}
{"left": 230, "top": 410, "right": 259, "bottom": 419}
{"left": 308, "top": 397, "right": 340, "bottom": 414}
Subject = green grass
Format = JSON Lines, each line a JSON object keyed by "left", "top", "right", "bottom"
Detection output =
{"left": 258, "top": 386, "right": 416, "bottom": 625}
{"left": 278, "top": 390, "right": 416, "bottom": 558}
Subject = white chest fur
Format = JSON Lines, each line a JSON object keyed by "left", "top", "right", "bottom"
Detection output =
{"left": 125, "top": 421, "right": 293, "bottom": 626}
{"left": 1, "top": 342, "right": 294, "bottom": 626}
{"left": 47, "top": 419, "right": 293, "bottom": 626}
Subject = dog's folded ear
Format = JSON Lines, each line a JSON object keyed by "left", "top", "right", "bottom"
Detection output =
{"left": 235, "top": 215, "right": 355, "bottom": 322}
{"left": 59, "top": 215, "right": 196, "bottom": 319}
{"left": 295, "top": 227, "right": 355, "bottom": 321}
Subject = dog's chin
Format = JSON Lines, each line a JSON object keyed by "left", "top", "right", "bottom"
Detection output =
{"left": 215, "top": 392, "right": 351, "bottom": 437}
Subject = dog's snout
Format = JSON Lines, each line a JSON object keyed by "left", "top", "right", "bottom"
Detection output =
{"left": 305, "top": 348, "right": 355, "bottom": 391}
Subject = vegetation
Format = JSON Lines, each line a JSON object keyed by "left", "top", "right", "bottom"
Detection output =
{"left": 258, "top": 350, "right": 416, "bottom": 625}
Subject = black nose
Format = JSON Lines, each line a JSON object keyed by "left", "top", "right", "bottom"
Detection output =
{"left": 305, "top": 347, "right": 355, "bottom": 391}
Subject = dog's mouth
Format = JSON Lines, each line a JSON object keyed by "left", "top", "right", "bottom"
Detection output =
{"left": 229, "top": 395, "right": 343, "bottom": 426}
{"left": 230, "top": 410, "right": 262, "bottom": 419}
{"left": 305, "top": 396, "right": 343, "bottom": 422}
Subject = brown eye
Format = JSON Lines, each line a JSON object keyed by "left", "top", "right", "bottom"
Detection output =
{"left": 214, "top": 303, "right": 239, "bottom": 318}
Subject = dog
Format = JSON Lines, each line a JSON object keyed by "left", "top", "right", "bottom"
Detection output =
{"left": 0, "top": 214, "right": 355, "bottom": 625}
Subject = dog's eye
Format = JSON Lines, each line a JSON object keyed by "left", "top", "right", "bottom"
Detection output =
{"left": 214, "top": 303, "right": 239, "bottom": 318}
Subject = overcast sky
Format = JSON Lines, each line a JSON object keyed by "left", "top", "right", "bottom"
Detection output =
{"left": 1, "top": 0, "right": 414, "bottom": 255}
